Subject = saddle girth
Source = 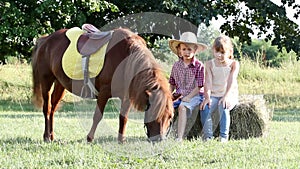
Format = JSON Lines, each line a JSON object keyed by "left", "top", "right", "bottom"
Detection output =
{"left": 80, "top": 55, "right": 99, "bottom": 98}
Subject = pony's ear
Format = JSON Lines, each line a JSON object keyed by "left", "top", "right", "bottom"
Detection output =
{"left": 145, "top": 90, "right": 152, "bottom": 97}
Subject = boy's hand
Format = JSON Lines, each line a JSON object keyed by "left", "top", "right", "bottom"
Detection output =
{"left": 172, "top": 93, "right": 182, "bottom": 101}
{"left": 182, "top": 96, "right": 191, "bottom": 102}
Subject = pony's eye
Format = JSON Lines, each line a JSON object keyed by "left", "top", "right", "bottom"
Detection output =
{"left": 151, "top": 84, "right": 159, "bottom": 91}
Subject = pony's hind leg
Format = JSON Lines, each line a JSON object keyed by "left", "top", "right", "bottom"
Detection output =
{"left": 42, "top": 79, "right": 55, "bottom": 142}
{"left": 49, "top": 81, "right": 66, "bottom": 141}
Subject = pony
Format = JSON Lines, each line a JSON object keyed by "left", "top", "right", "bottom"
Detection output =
{"left": 31, "top": 27, "right": 174, "bottom": 143}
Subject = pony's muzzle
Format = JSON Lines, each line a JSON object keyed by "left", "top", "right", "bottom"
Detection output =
{"left": 147, "top": 135, "right": 165, "bottom": 143}
{"left": 146, "top": 124, "right": 172, "bottom": 143}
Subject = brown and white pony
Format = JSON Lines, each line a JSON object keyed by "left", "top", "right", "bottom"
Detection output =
{"left": 31, "top": 28, "right": 173, "bottom": 143}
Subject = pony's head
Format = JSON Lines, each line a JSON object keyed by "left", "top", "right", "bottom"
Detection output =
{"left": 144, "top": 85, "right": 174, "bottom": 142}
{"left": 124, "top": 32, "right": 173, "bottom": 142}
{"left": 129, "top": 67, "right": 174, "bottom": 142}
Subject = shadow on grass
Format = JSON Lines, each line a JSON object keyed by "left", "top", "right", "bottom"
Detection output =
{"left": 0, "top": 99, "right": 96, "bottom": 112}
{"left": 92, "top": 135, "right": 149, "bottom": 144}
{"left": 0, "top": 135, "right": 149, "bottom": 146}
{"left": 0, "top": 99, "right": 122, "bottom": 120}
{"left": 264, "top": 94, "right": 300, "bottom": 122}
{"left": 0, "top": 112, "right": 43, "bottom": 118}
{"left": 0, "top": 98, "right": 97, "bottom": 113}
{"left": 0, "top": 99, "right": 36, "bottom": 112}
{"left": 0, "top": 136, "right": 40, "bottom": 144}
{"left": 2, "top": 94, "right": 299, "bottom": 122}
{"left": 272, "top": 109, "right": 300, "bottom": 122}
{"left": 0, "top": 136, "right": 90, "bottom": 147}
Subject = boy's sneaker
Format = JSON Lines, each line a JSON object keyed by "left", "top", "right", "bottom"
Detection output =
{"left": 175, "top": 138, "right": 183, "bottom": 142}
{"left": 203, "top": 137, "right": 213, "bottom": 142}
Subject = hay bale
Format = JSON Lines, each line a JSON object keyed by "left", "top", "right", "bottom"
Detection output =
{"left": 171, "top": 95, "right": 272, "bottom": 140}
{"left": 229, "top": 94, "right": 272, "bottom": 140}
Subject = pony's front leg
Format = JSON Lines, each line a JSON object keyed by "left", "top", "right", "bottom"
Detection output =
{"left": 118, "top": 99, "right": 131, "bottom": 143}
{"left": 87, "top": 93, "right": 109, "bottom": 142}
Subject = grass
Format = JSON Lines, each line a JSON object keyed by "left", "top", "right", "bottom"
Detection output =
{"left": 0, "top": 59, "right": 300, "bottom": 168}
{"left": 1, "top": 113, "right": 299, "bottom": 168}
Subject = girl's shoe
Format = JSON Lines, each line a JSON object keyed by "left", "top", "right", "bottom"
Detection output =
{"left": 220, "top": 137, "right": 228, "bottom": 143}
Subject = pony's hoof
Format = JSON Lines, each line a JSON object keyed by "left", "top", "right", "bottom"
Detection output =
{"left": 87, "top": 135, "right": 93, "bottom": 143}
{"left": 50, "top": 133, "right": 54, "bottom": 141}
{"left": 118, "top": 135, "right": 126, "bottom": 144}
{"left": 118, "top": 139, "right": 125, "bottom": 144}
{"left": 44, "top": 137, "right": 51, "bottom": 143}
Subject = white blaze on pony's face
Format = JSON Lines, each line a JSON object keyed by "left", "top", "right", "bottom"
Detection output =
{"left": 144, "top": 88, "right": 174, "bottom": 142}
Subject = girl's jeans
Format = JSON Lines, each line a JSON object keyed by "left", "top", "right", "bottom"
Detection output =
{"left": 200, "top": 96, "right": 232, "bottom": 139}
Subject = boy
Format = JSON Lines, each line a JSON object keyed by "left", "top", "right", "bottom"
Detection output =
{"left": 169, "top": 32, "right": 207, "bottom": 141}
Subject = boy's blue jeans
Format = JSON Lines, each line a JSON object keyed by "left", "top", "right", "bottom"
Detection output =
{"left": 173, "top": 94, "right": 204, "bottom": 118}
{"left": 200, "top": 96, "right": 231, "bottom": 139}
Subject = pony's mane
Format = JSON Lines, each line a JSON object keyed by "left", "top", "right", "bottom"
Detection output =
{"left": 127, "top": 38, "right": 172, "bottom": 121}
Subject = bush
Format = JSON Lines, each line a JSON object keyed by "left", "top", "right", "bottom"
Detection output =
{"left": 236, "top": 39, "right": 297, "bottom": 67}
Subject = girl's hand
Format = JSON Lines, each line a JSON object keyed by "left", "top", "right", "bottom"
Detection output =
{"left": 219, "top": 96, "right": 231, "bottom": 109}
{"left": 200, "top": 98, "right": 211, "bottom": 110}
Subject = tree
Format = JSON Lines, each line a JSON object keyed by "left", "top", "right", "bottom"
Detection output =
{"left": 241, "top": 39, "right": 282, "bottom": 67}
{"left": 106, "top": 0, "right": 299, "bottom": 59}
{"left": 0, "top": 0, "right": 118, "bottom": 63}
{"left": 0, "top": 0, "right": 299, "bottom": 63}
{"left": 220, "top": 0, "right": 300, "bottom": 60}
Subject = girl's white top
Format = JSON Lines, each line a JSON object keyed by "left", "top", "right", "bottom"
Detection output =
{"left": 210, "top": 59, "right": 238, "bottom": 100}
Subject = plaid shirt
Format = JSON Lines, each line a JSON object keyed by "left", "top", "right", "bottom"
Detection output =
{"left": 169, "top": 58, "right": 204, "bottom": 97}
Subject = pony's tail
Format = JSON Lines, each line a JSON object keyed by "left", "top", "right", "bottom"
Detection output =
{"left": 31, "top": 36, "right": 47, "bottom": 109}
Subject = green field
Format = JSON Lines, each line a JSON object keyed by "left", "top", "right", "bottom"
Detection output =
{"left": 0, "top": 60, "right": 299, "bottom": 168}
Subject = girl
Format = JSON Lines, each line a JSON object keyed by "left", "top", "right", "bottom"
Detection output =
{"left": 200, "top": 35, "right": 239, "bottom": 142}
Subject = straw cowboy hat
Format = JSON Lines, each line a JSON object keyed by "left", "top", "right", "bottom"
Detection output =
{"left": 169, "top": 32, "right": 207, "bottom": 56}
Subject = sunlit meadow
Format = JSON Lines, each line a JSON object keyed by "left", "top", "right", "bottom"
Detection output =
{"left": 0, "top": 58, "right": 299, "bottom": 168}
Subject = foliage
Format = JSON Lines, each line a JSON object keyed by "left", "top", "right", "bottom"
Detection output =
{"left": 218, "top": 0, "right": 300, "bottom": 58}
{"left": 104, "top": 0, "right": 300, "bottom": 58}
{"left": 233, "top": 39, "right": 298, "bottom": 67}
{"left": 0, "top": 0, "right": 118, "bottom": 63}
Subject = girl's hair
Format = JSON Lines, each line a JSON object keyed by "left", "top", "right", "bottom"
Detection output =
{"left": 212, "top": 35, "right": 234, "bottom": 59}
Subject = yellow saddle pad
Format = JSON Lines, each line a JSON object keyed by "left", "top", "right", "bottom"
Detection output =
{"left": 62, "top": 27, "right": 107, "bottom": 80}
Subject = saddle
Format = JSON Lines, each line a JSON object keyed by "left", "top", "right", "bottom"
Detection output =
{"left": 62, "top": 24, "right": 113, "bottom": 98}
{"left": 78, "top": 24, "right": 113, "bottom": 56}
